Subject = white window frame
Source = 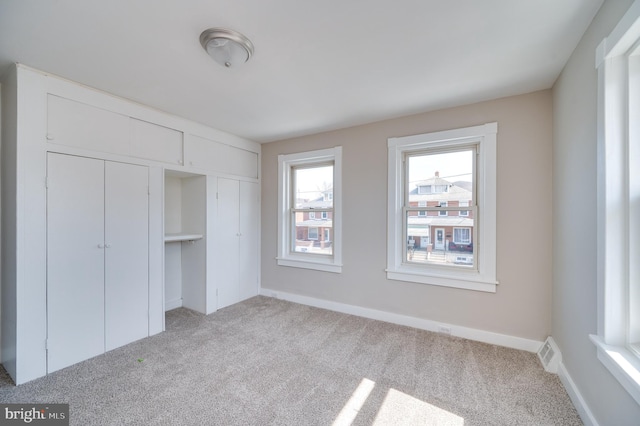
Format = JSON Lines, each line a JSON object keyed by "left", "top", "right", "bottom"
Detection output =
{"left": 387, "top": 123, "right": 497, "bottom": 292}
{"left": 277, "top": 147, "right": 343, "bottom": 273}
{"left": 309, "top": 211, "right": 316, "bottom": 219}
{"left": 321, "top": 211, "right": 328, "bottom": 220}
{"left": 324, "top": 228, "right": 331, "bottom": 242}
{"left": 591, "top": 0, "right": 640, "bottom": 406}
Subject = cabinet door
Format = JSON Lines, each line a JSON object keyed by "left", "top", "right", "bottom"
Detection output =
{"left": 105, "top": 161, "right": 149, "bottom": 351}
{"left": 47, "top": 153, "right": 106, "bottom": 373}
{"left": 47, "top": 94, "right": 129, "bottom": 155}
{"left": 129, "top": 118, "right": 184, "bottom": 165}
{"left": 186, "top": 135, "right": 258, "bottom": 178}
{"left": 239, "top": 181, "right": 259, "bottom": 301}
{"left": 216, "top": 178, "right": 240, "bottom": 309}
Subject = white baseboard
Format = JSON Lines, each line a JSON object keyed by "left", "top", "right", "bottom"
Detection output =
{"left": 260, "top": 288, "right": 543, "bottom": 353}
{"left": 165, "top": 298, "right": 182, "bottom": 311}
{"left": 558, "top": 362, "right": 598, "bottom": 426}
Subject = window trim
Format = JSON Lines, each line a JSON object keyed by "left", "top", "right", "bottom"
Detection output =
{"left": 277, "top": 147, "right": 343, "bottom": 273}
{"left": 591, "top": 0, "right": 640, "bottom": 406}
{"left": 387, "top": 123, "right": 497, "bottom": 292}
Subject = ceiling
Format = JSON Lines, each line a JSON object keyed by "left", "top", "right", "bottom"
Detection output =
{"left": 0, "top": 0, "right": 603, "bottom": 143}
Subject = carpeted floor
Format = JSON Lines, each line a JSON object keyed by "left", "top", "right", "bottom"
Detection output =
{"left": 0, "top": 296, "right": 581, "bottom": 425}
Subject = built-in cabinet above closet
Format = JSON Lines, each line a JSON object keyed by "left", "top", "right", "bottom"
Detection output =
{"left": 1, "top": 64, "right": 261, "bottom": 385}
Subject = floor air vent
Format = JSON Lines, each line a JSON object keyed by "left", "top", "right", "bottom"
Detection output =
{"left": 537, "top": 336, "right": 561, "bottom": 373}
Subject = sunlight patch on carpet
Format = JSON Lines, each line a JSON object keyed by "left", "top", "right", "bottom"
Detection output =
{"left": 332, "top": 378, "right": 376, "bottom": 426}
{"left": 373, "top": 388, "right": 464, "bottom": 425}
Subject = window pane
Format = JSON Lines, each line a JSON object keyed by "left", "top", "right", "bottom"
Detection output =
{"left": 294, "top": 165, "right": 333, "bottom": 209}
{"left": 293, "top": 218, "right": 333, "bottom": 255}
{"left": 406, "top": 212, "right": 474, "bottom": 267}
{"left": 407, "top": 150, "right": 473, "bottom": 208}
{"left": 406, "top": 149, "right": 474, "bottom": 268}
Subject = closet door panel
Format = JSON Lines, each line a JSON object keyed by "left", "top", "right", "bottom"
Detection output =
{"left": 105, "top": 161, "right": 150, "bottom": 351}
{"left": 239, "top": 181, "right": 259, "bottom": 302}
{"left": 47, "top": 153, "right": 105, "bottom": 373}
{"left": 216, "top": 178, "right": 240, "bottom": 309}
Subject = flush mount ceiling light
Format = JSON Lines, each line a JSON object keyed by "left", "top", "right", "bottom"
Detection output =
{"left": 199, "top": 28, "right": 254, "bottom": 68}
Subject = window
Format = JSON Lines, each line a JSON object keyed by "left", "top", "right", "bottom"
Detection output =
{"left": 591, "top": 0, "right": 640, "bottom": 405}
{"left": 418, "top": 184, "right": 448, "bottom": 194}
{"left": 324, "top": 228, "right": 331, "bottom": 242}
{"left": 438, "top": 201, "right": 448, "bottom": 216}
{"left": 453, "top": 228, "right": 471, "bottom": 244}
{"left": 308, "top": 227, "right": 318, "bottom": 240}
{"left": 418, "top": 201, "right": 426, "bottom": 217}
{"left": 460, "top": 201, "right": 469, "bottom": 216}
{"left": 277, "top": 147, "right": 342, "bottom": 273}
{"left": 387, "top": 123, "right": 497, "bottom": 292}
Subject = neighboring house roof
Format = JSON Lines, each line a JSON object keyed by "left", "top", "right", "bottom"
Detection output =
{"left": 298, "top": 191, "right": 333, "bottom": 209}
{"left": 409, "top": 176, "right": 471, "bottom": 202}
{"left": 414, "top": 176, "right": 452, "bottom": 187}
{"left": 298, "top": 199, "right": 333, "bottom": 208}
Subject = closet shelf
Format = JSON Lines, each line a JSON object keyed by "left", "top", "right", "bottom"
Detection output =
{"left": 164, "top": 233, "right": 203, "bottom": 243}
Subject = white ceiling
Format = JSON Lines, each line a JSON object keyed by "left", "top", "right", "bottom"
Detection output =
{"left": 0, "top": 0, "right": 603, "bottom": 143}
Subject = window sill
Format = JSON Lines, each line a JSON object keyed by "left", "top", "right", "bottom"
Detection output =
{"left": 276, "top": 257, "right": 342, "bottom": 273}
{"left": 590, "top": 334, "right": 640, "bottom": 406}
{"left": 386, "top": 266, "right": 497, "bottom": 293}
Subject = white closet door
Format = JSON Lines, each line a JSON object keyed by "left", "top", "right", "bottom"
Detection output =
{"left": 105, "top": 161, "right": 149, "bottom": 351}
{"left": 239, "top": 181, "right": 259, "bottom": 302}
{"left": 47, "top": 153, "right": 105, "bottom": 373}
{"left": 216, "top": 178, "right": 240, "bottom": 309}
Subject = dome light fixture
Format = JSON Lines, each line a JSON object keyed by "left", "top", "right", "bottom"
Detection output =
{"left": 199, "top": 28, "right": 254, "bottom": 68}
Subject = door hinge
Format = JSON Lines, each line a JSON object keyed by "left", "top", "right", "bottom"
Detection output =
{"left": 45, "top": 177, "right": 49, "bottom": 189}
{"left": 216, "top": 192, "right": 219, "bottom": 200}
{"left": 45, "top": 339, "right": 48, "bottom": 350}
{"left": 148, "top": 185, "right": 150, "bottom": 195}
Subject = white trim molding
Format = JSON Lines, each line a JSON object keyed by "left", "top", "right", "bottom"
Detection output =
{"left": 276, "top": 147, "right": 342, "bottom": 273}
{"left": 260, "top": 288, "right": 542, "bottom": 353}
{"left": 590, "top": 335, "right": 640, "bottom": 406}
{"left": 594, "top": 0, "right": 640, "bottom": 407}
{"left": 386, "top": 122, "right": 498, "bottom": 292}
{"left": 558, "top": 362, "right": 599, "bottom": 426}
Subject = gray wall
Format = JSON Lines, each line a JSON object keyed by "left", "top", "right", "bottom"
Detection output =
{"left": 552, "top": 0, "right": 640, "bottom": 424}
{"left": 262, "top": 90, "right": 553, "bottom": 341}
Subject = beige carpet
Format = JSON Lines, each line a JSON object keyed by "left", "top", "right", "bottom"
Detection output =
{"left": 0, "top": 296, "right": 581, "bottom": 425}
